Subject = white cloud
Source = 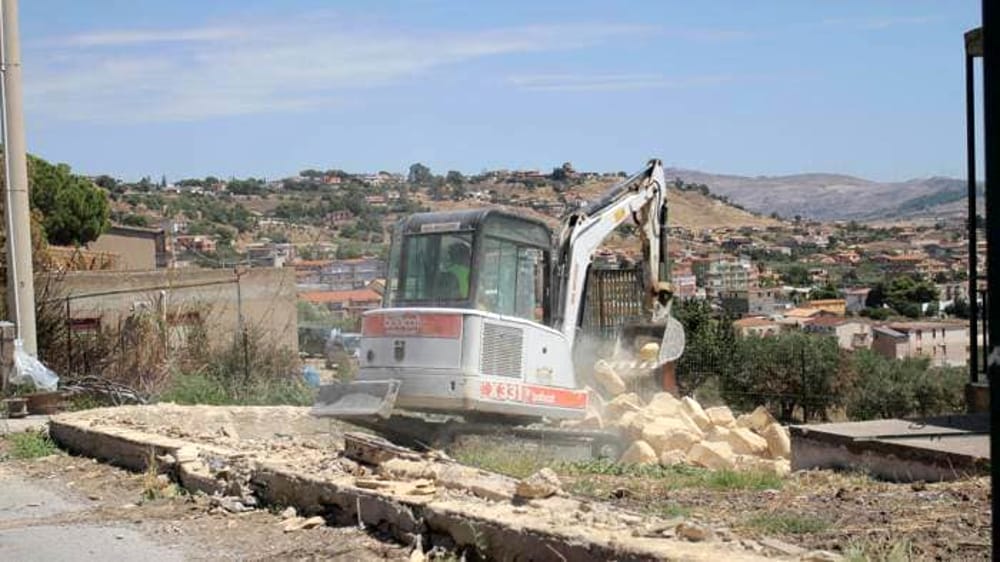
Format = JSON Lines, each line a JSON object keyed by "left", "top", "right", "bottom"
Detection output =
{"left": 58, "top": 26, "right": 249, "bottom": 47}
{"left": 508, "top": 73, "right": 734, "bottom": 92}
{"left": 25, "top": 19, "right": 654, "bottom": 122}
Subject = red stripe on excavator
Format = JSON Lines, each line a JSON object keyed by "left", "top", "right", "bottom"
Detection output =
{"left": 362, "top": 313, "right": 462, "bottom": 339}
{"left": 478, "top": 380, "right": 587, "bottom": 409}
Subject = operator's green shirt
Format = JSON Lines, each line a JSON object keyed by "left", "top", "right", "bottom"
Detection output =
{"left": 447, "top": 264, "right": 470, "bottom": 297}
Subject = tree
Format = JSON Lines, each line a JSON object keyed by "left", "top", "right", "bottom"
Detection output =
{"left": 427, "top": 177, "right": 447, "bottom": 201}
{"left": 865, "top": 284, "right": 885, "bottom": 308}
{"left": 336, "top": 241, "right": 364, "bottom": 259}
{"left": 780, "top": 264, "right": 810, "bottom": 286}
{"left": 721, "top": 332, "right": 845, "bottom": 422}
{"left": 445, "top": 170, "right": 464, "bottom": 185}
{"left": 121, "top": 213, "right": 151, "bottom": 228}
{"left": 868, "top": 275, "right": 940, "bottom": 318}
{"left": 23, "top": 155, "right": 110, "bottom": 246}
{"left": 136, "top": 176, "right": 153, "bottom": 192}
{"left": 408, "top": 163, "right": 432, "bottom": 185}
{"left": 809, "top": 283, "right": 839, "bottom": 300}
{"left": 859, "top": 307, "right": 890, "bottom": 320}
{"left": 945, "top": 297, "right": 970, "bottom": 319}
{"left": 674, "top": 300, "right": 738, "bottom": 396}
{"left": 93, "top": 174, "right": 119, "bottom": 190}
{"left": 846, "top": 351, "right": 965, "bottom": 420}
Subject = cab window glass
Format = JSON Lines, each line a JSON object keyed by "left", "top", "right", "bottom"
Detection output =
{"left": 400, "top": 233, "right": 472, "bottom": 303}
{"left": 477, "top": 237, "right": 545, "bottom": 321}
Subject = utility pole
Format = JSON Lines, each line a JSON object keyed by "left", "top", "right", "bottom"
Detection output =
{"left": 1, "top": 0, "right": 36, "bottom": 355}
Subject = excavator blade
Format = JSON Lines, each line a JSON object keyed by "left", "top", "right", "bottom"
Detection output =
{"left": 310, "top": 380, "right": 401, "bottom": 419}
{"left": 658, "top": 315, "right": 686, "bottom": 365}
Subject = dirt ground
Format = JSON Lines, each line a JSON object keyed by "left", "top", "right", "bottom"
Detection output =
{"left": 0, "top": 443, "right": 410, "bottom": 561}
{"left": 572, "top": 469, "right": 990, "bottom": 560}
{"left": 450, "top": 439, "right": 991, "bottom": 561}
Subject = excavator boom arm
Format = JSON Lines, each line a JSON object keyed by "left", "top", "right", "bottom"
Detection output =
{"left": 553, "top": 159, "right": 671, "bottom": 349}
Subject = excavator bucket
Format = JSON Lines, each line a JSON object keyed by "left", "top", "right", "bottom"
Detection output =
{"left": 658, "top": 315, "right": 686, "bottom": 364}
{"left": 310, "top": 380, "right": 402, "bottom": 419}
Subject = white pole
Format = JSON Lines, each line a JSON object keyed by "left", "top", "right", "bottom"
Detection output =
{"left": 1, "top": 0, "right": 37, "bottom": 355}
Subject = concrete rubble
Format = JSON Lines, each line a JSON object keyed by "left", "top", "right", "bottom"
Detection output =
{"left": 515, "top": 467, "right": 562, "bottom": 499}
{"left": 567, "top": 361, "right": 793, "bottom": 475}
{"left": 49, "top": 404, "right": 786, "bottom": 562}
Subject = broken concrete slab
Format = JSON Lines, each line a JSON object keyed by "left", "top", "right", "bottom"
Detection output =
{"left": 50, "top": 405, "right": 780, "bottom": 562}
{"left": 791, "top": 419, "right": 989, "bottom": 482}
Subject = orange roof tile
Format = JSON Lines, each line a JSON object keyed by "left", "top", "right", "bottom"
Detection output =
{"left": 733, "top": 317, "right": 779, "bottom": 328}
{"left": 785, "top": 307, "right": 821, "bottom": 318}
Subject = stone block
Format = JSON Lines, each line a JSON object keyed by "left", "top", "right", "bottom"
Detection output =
{"left": 657, "top": 430, "right": 700, "bottom": 455}
{"left": 641, "top": 421, "right": 697, "bottom": 454}
{"left": 704, "top": 426, "right": 731, "bottom": 443}
{"left": 594, "top": 360, "right": 626, "bottom": 396}
{"left": 760, "top": 423, "right": 791, "bottom": 460}
{"left": 687, "top": 441, "right": 736, "bottom": 471}
{"left": 644, "top": 392, "right": 681, "bottom": 417}
{"left": 516, "top": 468, "right": 562, "bottom": 499}
{"left": 676, "top": 521, "right": 714, "bottom": 542}
{"left": 680, "top": 396, "right": 711, "bottom": 431}
{"left": 746, "top": 406, "right": 776, "bottom": 432}
{"left": 704, "top": 406, "right": 736, "bottom": 428}
{"left": 638, "top": 343, "right": 660, "bottom": 362}
{"left": 659, "top": 449, "right": 688, "bottom": 467}
{"left": 726, "top": 427, "right": 769, "bottom": 456}
{"left": 620, "top": 412, "right": 653, "bottom": 441}
{"left": 675, "top": 410, "right": 706, "bottom": 438}
{"left": 619, "top": 440, "right": 658, "bottom": 465}
{"left": 610, "top": 410, "right": 637, "bottom": 429}
{"left": 605, "top": 392, "right": 643, "bottom": 421}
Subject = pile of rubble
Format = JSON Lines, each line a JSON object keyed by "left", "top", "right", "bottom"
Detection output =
{"left": 568, "top": 357, "right": 791, "bottom": 475}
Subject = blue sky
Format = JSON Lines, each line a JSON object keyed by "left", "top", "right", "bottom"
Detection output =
{"left": 20, "top": 1, "right": 980, "bottom": 182}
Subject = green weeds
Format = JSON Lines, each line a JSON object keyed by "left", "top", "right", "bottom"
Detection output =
{"left": 4, "top": 430, "right": 59, "bottom": 460}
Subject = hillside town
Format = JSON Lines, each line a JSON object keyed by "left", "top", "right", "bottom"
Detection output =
{"left": 53, "top": 161, "right": 980, "bottom": 374}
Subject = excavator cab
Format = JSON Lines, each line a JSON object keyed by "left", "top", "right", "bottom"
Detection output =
{"left": 383, "top": 210, "right": 551, "bottom": 323}
{"left": 313, "top": 209, "right": 588, "bottom": 421}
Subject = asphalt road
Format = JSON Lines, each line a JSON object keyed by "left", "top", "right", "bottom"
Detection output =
{"left": 0, "top": 472, "right": 188, "bottom": 561}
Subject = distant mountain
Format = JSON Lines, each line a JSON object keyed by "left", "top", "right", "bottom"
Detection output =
{"left": 663, "top": 167, "right": 979, "bottom": 221}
